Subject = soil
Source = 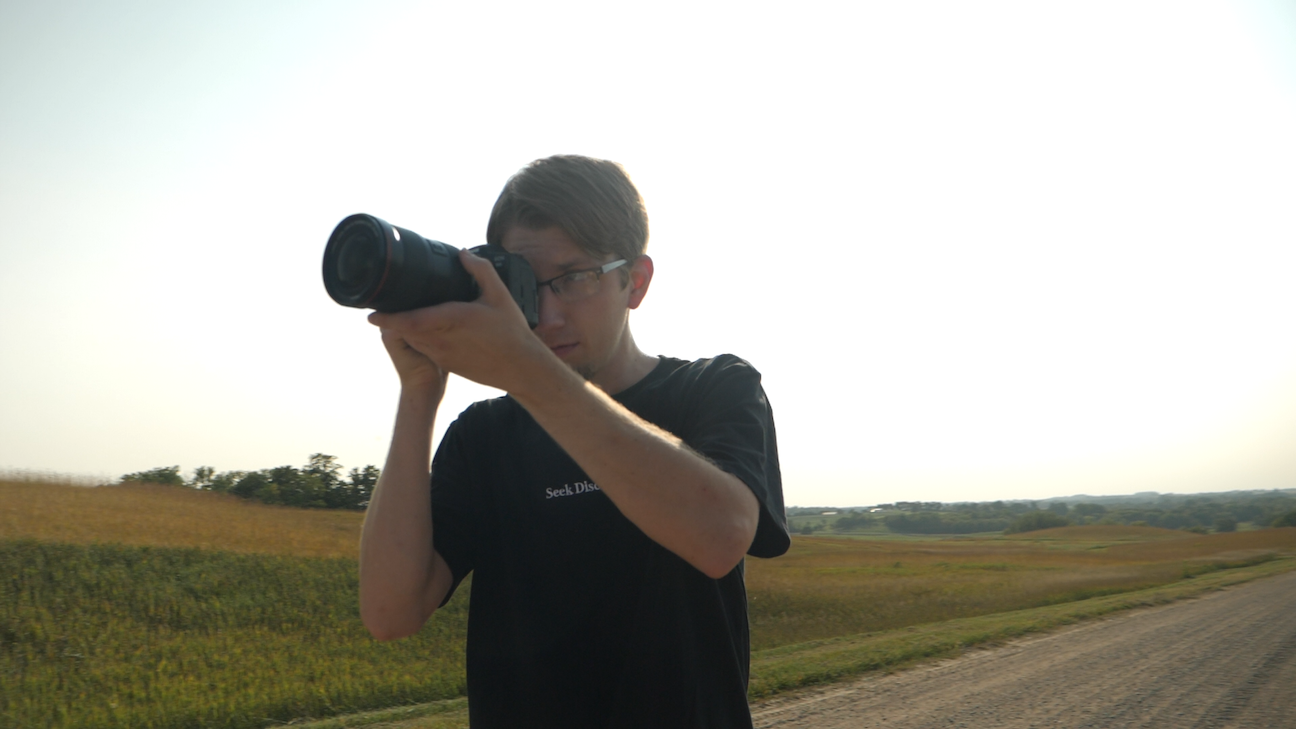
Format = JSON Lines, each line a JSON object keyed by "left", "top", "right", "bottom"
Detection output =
{"left": 751, "top": 570, "right": 1296, "bottom": 729}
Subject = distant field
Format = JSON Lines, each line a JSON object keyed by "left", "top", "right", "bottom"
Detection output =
{"left": 5, "top": 478, "right": 1296, "bottom": 729}
{"left": 0, "top": 477, "right": 361, "bottom": 558}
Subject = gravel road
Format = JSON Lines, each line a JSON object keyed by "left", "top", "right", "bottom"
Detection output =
{"left": 751, "top": 570, "right": 1296, "bottom": 729}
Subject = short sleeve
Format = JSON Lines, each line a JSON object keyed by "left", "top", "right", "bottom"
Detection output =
{"left": 429, "top": 417, "right": 481, "bottom": 606}
{"left": 681, "top": 356, "right": 790, "bottom": 559}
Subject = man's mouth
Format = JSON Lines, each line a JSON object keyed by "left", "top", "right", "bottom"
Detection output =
{"left": 549, "top": 343, "right": 578, "bottom": 358}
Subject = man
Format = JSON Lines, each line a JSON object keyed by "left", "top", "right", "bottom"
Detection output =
{"left": 358, "top": 155, "right": 789, "bottom": 728}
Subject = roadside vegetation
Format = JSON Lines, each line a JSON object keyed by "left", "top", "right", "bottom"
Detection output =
{"left": 745, "top": 525, "right": 1295, "bottom": 648}
{"left": 4, "top": 475, "right": 1296, "bottom": 728}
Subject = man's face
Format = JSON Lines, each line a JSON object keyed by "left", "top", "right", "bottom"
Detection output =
{"left": 501, "top": 225, "right": 647, "bottom": 386}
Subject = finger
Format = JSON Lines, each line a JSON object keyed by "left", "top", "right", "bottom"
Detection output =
{"left": 368, "top": 310, "right": 420, "bottom": 330}
{"left": 460, "top": 249, "right": 512, "bottom": 305}
{"left": 369, "top": 306, "right": 459, "bottom": 332}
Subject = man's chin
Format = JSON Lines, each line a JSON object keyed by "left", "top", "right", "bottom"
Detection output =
{"left": 572, "top": 362, "right": 597, "bottom": 381}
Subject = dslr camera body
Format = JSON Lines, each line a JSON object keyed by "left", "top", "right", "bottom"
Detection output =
{"left": 322, "top": 213, "right": 540, "bottom": 327}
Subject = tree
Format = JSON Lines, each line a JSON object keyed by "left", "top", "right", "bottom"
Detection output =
{"left": 304, "top": 454, "right": 343, "bottom": 490}
{"left": 1213, "top": 516, "right": 1237, "bottom": 533}
{"left": 120, "top": 466, "right": 184, "bottom": 487}
{"left": 833, "top": 513, "right": 876, "bottom": 531}
{"left": 343, "top": 465, "right": 380, "bottom": 510}
{"left": 267, "top": 465, "right": 327, "bottom": 508}
{"left": 883, "top": 513, "right": 1008, "bottom": 534}
{"left": 231, "top": 471, "right": 272, "bottom": 500}
{"left": 1004, "top": 511, "right": 1070, "bottom": 534}
{"left": 206, "top": 471, "right": 247, "bottom": 493}
{"left": 125, "top": 455, "right": 379, "bottom": 511}
{"left": 189, "top": 466, "right": 215, "bottom": 489}
{"left": 1072, "top": 503, "right": 1107, "bottom": 518}
{"left": 1273, "top": 510, "right": 1296, "bottom": 528}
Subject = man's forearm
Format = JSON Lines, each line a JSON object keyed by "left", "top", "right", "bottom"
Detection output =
{"left": 359, "top": 385, "right": 447, "bottom": 640}
{"left": 512, "top": 361, "right": 760, "bottom": 579}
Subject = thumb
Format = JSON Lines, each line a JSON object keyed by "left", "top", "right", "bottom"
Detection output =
{"left": 460, "top": 249, "right": 511, "bottom": 305}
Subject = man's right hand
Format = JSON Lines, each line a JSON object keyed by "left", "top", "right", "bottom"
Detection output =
{"left": 377, "top": 326, "right": 449, "bottom": 399}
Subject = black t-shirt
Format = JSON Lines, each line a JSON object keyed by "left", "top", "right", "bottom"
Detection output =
{"left": 430, "top": 354, "right": 789, "bottom": 728}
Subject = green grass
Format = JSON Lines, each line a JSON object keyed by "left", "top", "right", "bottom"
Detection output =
{"left": 1, "top": 540, "right": 468, "bottom": 729}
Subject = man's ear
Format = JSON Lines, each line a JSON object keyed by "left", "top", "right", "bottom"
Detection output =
{"left": 626, "top": 255, "right": 653, "bottom": 310}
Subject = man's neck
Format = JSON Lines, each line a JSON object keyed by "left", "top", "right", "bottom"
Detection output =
{"left": 590, "top": 331, "right": 659, "bottom": 396}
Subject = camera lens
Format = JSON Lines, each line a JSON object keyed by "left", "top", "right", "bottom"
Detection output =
{"left": 323, "top": 213, "right": 479, "bottom": 312}
{"left": 336, "top": 226, "right": 381, "bottom": 287}
{"left": 322, "top": 213, "right": 537, "bottom": 325}
{"left": 323, "top": 215, "right": 394, "bottom": 307}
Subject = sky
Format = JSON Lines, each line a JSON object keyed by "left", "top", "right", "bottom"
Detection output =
{"left": 2, "top": 0, "right": 1295, "bottom": 506}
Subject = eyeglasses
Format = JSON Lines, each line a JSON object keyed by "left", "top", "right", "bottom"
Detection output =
{"left": 535, "top": 259, "right": 628, "bottom": 302}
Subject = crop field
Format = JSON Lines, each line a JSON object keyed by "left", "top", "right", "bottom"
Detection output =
{"left": 0, "top": 477, "right": 362, "bottom": 558}
{"left": 4, "top": 477, "right": 1296, "bottom": 728}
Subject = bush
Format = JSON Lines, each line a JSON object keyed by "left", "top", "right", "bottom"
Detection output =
{"left": 1004, "top": 511, "right": 1071, "bottom": 534}
{"left": 883, "top": 513, "right": 1009, "bottom": 535}
{"left": 1273, "top": 510, "right": 1296, "bottom": 528}
{"left": 1213, "top": 517, "right": 1237, "bottom": 533}
{"left": 120, "top": 466, "right": 184, "bottom": 487}
{"left": 1072, "top": 503, "right": 1107, "bottom": 518}
{"left": 833, "top": 513, "right": 876, "bottom": 532}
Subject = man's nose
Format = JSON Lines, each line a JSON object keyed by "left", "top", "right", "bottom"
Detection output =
{"left": 534, "top": 287, "right": 566, "bottom": 331}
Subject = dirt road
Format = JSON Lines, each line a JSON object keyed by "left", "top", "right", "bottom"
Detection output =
{"left": 752, "top": 570, "right": 1296, "bottom": 729}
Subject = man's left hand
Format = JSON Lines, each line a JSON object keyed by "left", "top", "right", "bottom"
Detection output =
{"left": 367, "top": 249, "right": 553, "bottom": 393}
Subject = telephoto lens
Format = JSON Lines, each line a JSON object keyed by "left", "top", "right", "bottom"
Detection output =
{"left": 322, "top": 213, "right": 539, "bottom": 327}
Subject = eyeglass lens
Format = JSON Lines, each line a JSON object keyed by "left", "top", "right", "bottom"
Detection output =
{"left": 552, "top": 272, "right": 603, "bottom": 300}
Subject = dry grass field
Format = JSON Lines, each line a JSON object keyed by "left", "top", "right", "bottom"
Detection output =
{"left": 5, "top": 476, "right": 1296, "bottom": 729}
{"left": 0, "top": 476, "right": 361, "bottom": 558}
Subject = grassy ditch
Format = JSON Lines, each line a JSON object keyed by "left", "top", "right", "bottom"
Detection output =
{"left": 747, "top": 553, "right": 1295, "bottom": 698}
{"left": 744, "top": 526, "right": 1296, "bottom": 648}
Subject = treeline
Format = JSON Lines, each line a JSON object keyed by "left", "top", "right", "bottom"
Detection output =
{"left": 794, "top": 490, "right": 1296, "bottom": 535}
{"left": 884, "top": 513, "right": 1011, "bottom": 534}
{"left": 1021, "top": 492, "right": 1296, "bottom": 533}
{"left": 120, "top": 454, "right": 378, "bottom": 511}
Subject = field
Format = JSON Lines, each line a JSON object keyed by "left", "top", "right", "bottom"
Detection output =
{"left": 0, "top": 477, "right": 362, "bottom": 558}
{"left": 5, "top": 477, "right": 1296, "bottom": 728}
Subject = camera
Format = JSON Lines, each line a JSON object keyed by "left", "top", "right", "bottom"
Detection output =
{"left": 322, "top": 213, "right": 539, "bottom": 327}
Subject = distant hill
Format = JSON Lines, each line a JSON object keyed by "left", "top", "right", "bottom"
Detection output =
{"left": 1031, "top": 489, "right": 1296, "bottom": 508}
{"left": 0, "top": 476, "right": 361, "bottom": 558}
{"left": 790, "top": 488, "right": 1296, "bottom": 535}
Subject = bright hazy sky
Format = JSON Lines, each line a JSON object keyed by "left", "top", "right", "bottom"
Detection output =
{"left": 2, "top": 1, "right": 1295, "bottom": 506}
